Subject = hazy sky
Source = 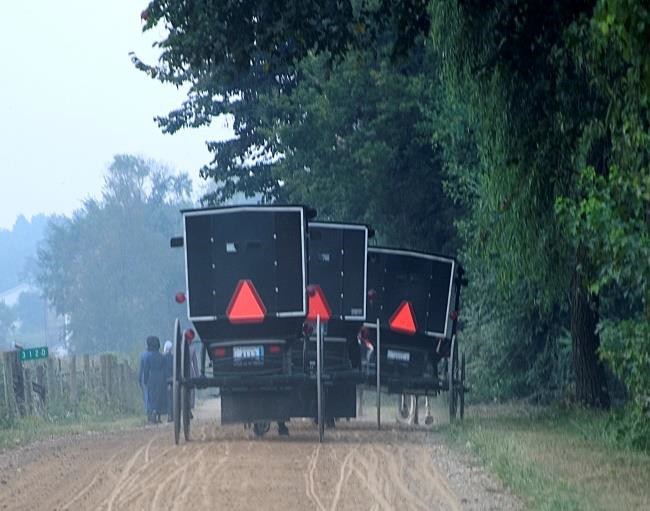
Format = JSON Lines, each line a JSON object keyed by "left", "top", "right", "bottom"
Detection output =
{"left": 0, "top": 1, "right": 232, "bottom": 230}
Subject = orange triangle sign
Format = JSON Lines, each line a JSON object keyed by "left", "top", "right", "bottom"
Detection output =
{"left": 226, "top": 280, "right": 267, "bottom": 324}
{"left": 389, "top": 300, "right": 417, "bottom": 335}
{"left": 306, "top": 284, "right": 332, "bottom": 322}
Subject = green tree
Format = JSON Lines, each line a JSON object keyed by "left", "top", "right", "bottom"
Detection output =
{"left": 555, "top": 1, "right": 650, "bottom": 441}
{"left": 430, "top": 0, "right": 616, "bottom": 407}
{"left": 135, "top": 0, "right": 649, "bottom": 415}
{"left": 134, "top": 0, "right": 431, "bottom": 203}
{"left": 36, "top": 155, "right": 192, "bottom": 354}
{"left": 264, "top": 44, "right": 459, "bottom": 252}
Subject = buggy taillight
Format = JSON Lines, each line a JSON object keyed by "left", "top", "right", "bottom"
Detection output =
{"left": 212, "top": 347, "right": 226, "bottom": 358}
{"left": 268, "top": 344, "right": 281, "bottom": 355}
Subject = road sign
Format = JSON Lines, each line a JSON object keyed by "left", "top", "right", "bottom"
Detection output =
{"left": 19, "top": 346, "right": 49, "bottom": 361}
{"left": 226, "top": 280, "right": 267, "bottom": 324}
{"left": 307, "top": 285, "right": 332, "bottom": 322}
{"left": 389, "top": 301, "right": 417, "bottom": 335}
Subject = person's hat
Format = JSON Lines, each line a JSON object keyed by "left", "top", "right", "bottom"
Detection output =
{"left": 146, "top": 335, "right": 160, "bottom": 350}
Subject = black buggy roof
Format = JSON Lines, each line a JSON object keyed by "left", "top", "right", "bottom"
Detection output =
{"left": 307, "top": 222, "right": 372, "bottom": 323}
{"left": 366, "top": 246, "right": 460, "bottom": 340}
{"left": 181, "top": 206, "right": 310, "bottom": 340}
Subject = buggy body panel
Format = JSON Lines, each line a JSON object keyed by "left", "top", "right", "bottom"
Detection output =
{"left": 366, "top": 247, "right": 463, "bottom": 385}
{"left": 182, "top": 206, "right": 309, "bottom": 346}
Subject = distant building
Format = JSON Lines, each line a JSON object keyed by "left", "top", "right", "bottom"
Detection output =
{"left": 0, "top": 282, "right": 65, "bottom": 350}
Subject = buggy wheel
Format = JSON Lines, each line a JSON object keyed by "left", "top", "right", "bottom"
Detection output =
{"left": 397, "top": 394, "right": 416, "bottom": 424}
{"left": 448, "top": 335, "right": 458, "bottom": 422}
{"left": 182, "top": 385, "right": 191, "bottom": 441}
{"left": 172, "top": 319, "right": 182, "bottom": 445}
{"left": 253, "top": 422, "right": 270, "bottom": 437}
{"left": 459, "top": 352, "right": 466, "bottom": 420}
{"left": 181, "top": 339, "right": 191, "bottom": 442}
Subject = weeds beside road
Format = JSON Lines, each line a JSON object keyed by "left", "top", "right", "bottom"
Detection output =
{"left": 446, "top": 404, "right": 650, "bottom": 510}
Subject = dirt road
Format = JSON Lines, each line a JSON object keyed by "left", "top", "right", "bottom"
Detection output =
{"left": 0, "top": 400, "right": 519, "bottom": 510}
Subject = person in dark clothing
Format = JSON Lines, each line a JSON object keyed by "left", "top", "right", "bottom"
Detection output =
{"left": 162, "top": 340, "right": 173, "bottom": 422}
{"left": 142, "top": 336, "right": 166, "bottom": 423}
{"left": 138, "top": 338, "right": 154, "bottom": 415}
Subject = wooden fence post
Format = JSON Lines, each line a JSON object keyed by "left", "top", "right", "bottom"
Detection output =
{"left": 70, "top": 355, "right": 77, "bottom": 402}
{"left": 58, "top": 358, "right": 64, "bottom": 397}
{"left": 36, "top": 365, "right": 45, "bottom": 406}
{"left": 47, "top": 358, "right": 56, "bottom": 401}
{"left": 99, "top": 355, "right": 105, "bottom": 394}
{"left": 23, "top": 367, "right": 33, "bottom": 415}
{"left": 2, "top": 352, "right": 17, "bottom": 417}
{"left": 1, "top": 354, "right": 7, "bottom": 411}
{"left": 107, "top": 356, "right": 114, "bottom": 400}
{"left": 83, "top": 354, "right": 90, "bottom": 390}
{"left": 120, "top": 363, "right": 127, "bottom": 404}
{"left": 12, "top": 352, "right": 25, "bottom": 417}
{"left": 91, "top": 357, "right": 97, "bottom": 391}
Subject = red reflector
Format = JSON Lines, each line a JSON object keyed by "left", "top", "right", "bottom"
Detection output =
{"left": 306, "top": 284, "right": 331, "bottom": 322}
{"left": 184, "top": 328, "right": 195, "bottom": 342}
{"left": 450, "top": 310, "right": 459, "bottom": 321}
{"left": 226, "top": 280, "right": 267, "bottom": 324}
{"left": 268, "top": 344, "right": 281, "bottom": 354}
{"left": 389, "top": 301, "right": 417, "bottom": 335}
{"left": 212, "top": 347, "right": 226, "bottom": 358}
{"left": 175, "top": 291, "right": 186, "bottom": 304}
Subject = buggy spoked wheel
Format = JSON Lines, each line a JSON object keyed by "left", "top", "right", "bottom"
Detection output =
{"left": 397, "top": 394, "right": 416, "bottom": 424}
{"left": 317, "top": 390, "right": 325, "bottom": 443}
{"left": 172, "top": 319, "right": 182, "bottom": 445}
{"left": 181, "top": 337, "right": 191, "bottom": 442}
{"left": 459, "top": 352, "right": 466, "bottom": 420}
{"left": 448, "top": 335, "right": 459, "bottom": 422}
{"left": 253, "top": 422, "right": 270, "bottom": 437}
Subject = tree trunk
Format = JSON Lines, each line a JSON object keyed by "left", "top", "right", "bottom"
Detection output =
{"left": 570, "top": 269, "right": 610, "bottom": 408}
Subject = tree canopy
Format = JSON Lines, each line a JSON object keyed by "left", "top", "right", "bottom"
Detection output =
{"left": 136, "top": 0, "right": 649, "bottom": 442}
{"left": 36, "top": 155, "right": 192, "bottom": 355}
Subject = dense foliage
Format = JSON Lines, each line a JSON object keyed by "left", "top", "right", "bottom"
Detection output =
{"left": 136, "top": 0, "right": 648, "bottom": 442}
{"left": 36, "top": 155, "right": 191, "bottom": 355}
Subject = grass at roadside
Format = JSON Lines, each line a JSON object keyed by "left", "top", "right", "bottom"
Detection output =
{"left": 443, "top": 404, "right": 650, "bottom": 510}
{"left": 0, "top": 414, "right": 144, "bottom": 451}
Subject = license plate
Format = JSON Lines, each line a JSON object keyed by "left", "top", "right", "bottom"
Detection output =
{"left": 233, "top": 345, "right": 264, "bottom": 365}
{"left": 387, "top": 349, "right": 410, "bottom": 362}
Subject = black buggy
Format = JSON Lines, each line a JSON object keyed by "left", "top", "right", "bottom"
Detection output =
{"left": 364, "top": 247, "right": 468, "bottom": 422}
{"left": 170, "top": 206, "right": 370, "bottom": 443}
{"left": 302, "top": 221, "right": 371, "bottom": 431}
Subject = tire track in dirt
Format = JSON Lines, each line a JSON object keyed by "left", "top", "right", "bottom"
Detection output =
{"left": 105, "top": 445, "right": 147, "bottom": 511}
{"left": 305, "top": 444, "right": 328, "bottom": 511}
{"left": 376, "top": 445, "right": 431, "bottom": 511}
{"left": 108, "top": 434, "right": 176, "bottom": 507}
{"left": 350, "top": 447, "right": 394, "bottom": 511}
{"left": 61, "top": 454, "right": 117, "bottom": 510}
{"left": 329, "top": 448, "right": 355, "bottom": 511}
